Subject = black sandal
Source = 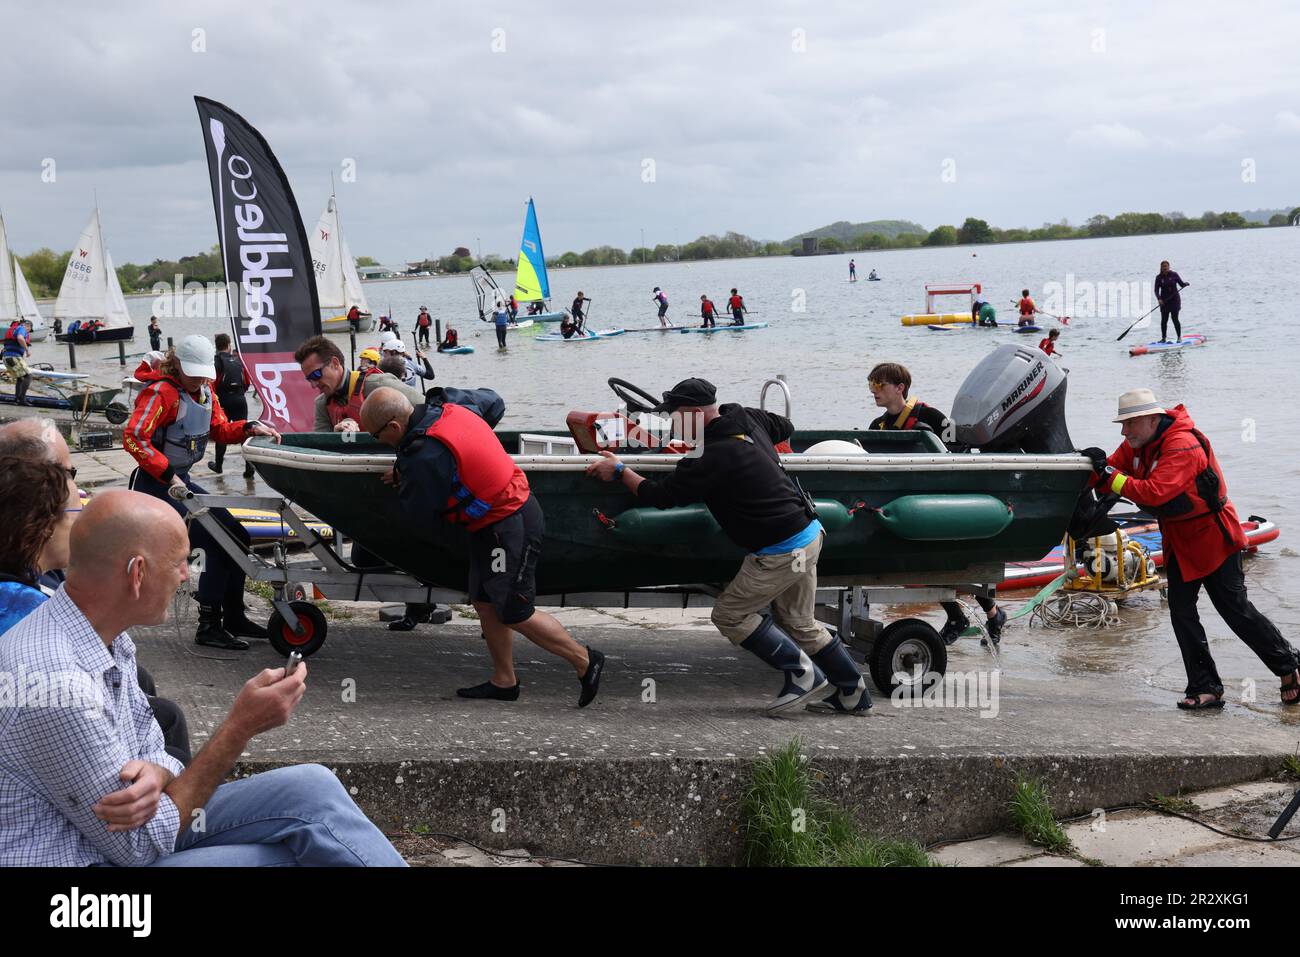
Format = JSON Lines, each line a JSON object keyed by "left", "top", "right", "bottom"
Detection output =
{"left": 1281, "top": 671, "right": 1300, "bottom": 706}
{"left": 1177, "top": 693, "right": 1224, "bottom": 711}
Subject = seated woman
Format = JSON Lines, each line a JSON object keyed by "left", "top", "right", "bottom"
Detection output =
{"left": 0, "top": 456, "right": 79, "bottom": 634}
{"left": 437, "top": 326, "right": 459, "bottom": 352}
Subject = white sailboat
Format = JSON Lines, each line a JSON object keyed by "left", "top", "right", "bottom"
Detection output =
{"left": 310, "top": 192, "right": 373, "bottom": 334}
{"left": 53, "top": 207, "right": 134, "bottom": 343}
{"left": 0, "top": 212, "right": 47, "bottom": 342}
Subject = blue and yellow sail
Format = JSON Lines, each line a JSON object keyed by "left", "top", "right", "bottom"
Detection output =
{"left": 514, "top": 198, "right": 551, "bottom": 303}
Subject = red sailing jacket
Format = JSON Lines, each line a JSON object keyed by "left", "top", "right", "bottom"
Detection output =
{"left": 124, "top": 362, "right": 247, "bottom": 483}
{"left": 1092, "top": 405, "right": 1246, "bottom": 581}
{"left": 424, "top": 403, "right": 529, "bottom": 531}
{"left": 326, "top": 367, "right": 381, "bottom": 428}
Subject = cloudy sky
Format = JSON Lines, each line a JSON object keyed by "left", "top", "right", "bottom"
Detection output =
{"left": 1, "top": 0, "right": 1297, "bottom": 264}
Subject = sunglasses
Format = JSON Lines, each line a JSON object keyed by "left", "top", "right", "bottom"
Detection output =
{"left": 304, "top": 367, "right": 325, "bottom": 382}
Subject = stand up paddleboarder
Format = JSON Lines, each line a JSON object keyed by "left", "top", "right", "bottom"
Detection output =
{"left": 1154, "top": 260, "right": 1189, "bottom": 343}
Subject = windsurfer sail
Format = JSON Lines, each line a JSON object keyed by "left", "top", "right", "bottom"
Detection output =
{"left": 514, "top": 197, "right": 551, "bottom": 309}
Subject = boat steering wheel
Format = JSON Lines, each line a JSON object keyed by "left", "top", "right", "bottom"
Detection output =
{"left": 608, "top": 377, "right": 660, "bottom": 415}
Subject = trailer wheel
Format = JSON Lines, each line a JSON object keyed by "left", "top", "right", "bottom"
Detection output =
{"left": 870, "top": 618, "right": 946, "bottom": 694}
{"left": 104, "top": 402, "right": 129, "bottom": 425}
{"left": 267, "top": 601, "right": 327, "bottom": 657}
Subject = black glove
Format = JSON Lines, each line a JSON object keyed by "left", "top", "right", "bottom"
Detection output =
{"left": 1080, "top": 447, "right": 1109, "bottom": 475}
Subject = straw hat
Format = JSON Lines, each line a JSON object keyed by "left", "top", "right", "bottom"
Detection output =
{"left": 1112, "top": 388, "right": 1166, "bottom": 423}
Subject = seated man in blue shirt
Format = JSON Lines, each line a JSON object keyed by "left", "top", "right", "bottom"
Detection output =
{"left": 0, "top": 489, "right": 405, "bottom": 867}
{"left": 585, "top": 378, "right": 870, "bottom": 716}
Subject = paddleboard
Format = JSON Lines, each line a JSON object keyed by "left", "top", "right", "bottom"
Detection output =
{"left": 1002, "top": 514, "right": 1278, "bottom": 591}
{"left": 229, "top": 507, "right": 335, "bottom": 544}
{"left": 437, "top": 346, "right": 475, "bottom": 355}
{"left": 30, "top": 369, "right": 90, "bottom": 381}
{"left": 679, "top": 322, "right": 768, "bottom": 334}
{"left": 927, "top": 324, "right": 956, "bottom": 332}
{"left": 534, "top": 328, "right": 626, "bottom": 342}
{"left": 0, "top": 392, "right": 70, "bottom": 410}
{"left": 1014, "top": 325, "right": 1042, "bottom": 334}
{"left": 622, "top": 327, "right": 681, "bottom": 334}
{"left": 1128, "top": 334, "right": 1207, "bottom": 357}
{"left": 867, "top": 277, "right": 881, "bottom": 281}
{"left": 505, "top": 320, "right": 534, "bottom": 332}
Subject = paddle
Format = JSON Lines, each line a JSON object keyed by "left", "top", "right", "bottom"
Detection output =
{"left": 1008, "top": 300, "right": 1069, "bottom": 325}
{"left": 1115, "top": 297, "right": 1169, "bottom": 342}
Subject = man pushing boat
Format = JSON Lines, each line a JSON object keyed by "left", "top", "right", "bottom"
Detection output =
{"left": 360, "top": 387, "right": 605, "bottom": 707}
{"left": 294, "top": 334, "right": 423, "bottom": 432}
{"left": 584, "top": 377, "right": 870, "bottom": 716}
{"left": 1081, "top": 388, "right": 1300, "bottom": 710}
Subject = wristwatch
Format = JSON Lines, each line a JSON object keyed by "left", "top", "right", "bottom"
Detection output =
{"left": 614, "top": 462, "right": 625, "bottom": 476}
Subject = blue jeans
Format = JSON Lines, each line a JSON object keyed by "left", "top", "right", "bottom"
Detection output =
{"left": 150, "top": 765, "right": 407, "bottom": 867}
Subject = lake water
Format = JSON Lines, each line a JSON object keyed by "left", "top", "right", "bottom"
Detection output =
{"left": 40, "top": 226, "right": 1300, "bottom": 701}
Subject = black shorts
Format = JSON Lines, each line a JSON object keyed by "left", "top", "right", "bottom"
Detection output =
{"left": 467, "top": 494, "right": 543, "bottom": 625}
{"left": 657, "top": 303, "right": 668, "bottom": 318}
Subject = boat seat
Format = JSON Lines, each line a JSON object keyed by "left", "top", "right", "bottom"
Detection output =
{"left": 566, "top": 410, "right": 691, "bottom": 455}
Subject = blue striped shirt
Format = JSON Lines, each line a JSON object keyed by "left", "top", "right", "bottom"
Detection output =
{"left": 0, "top": 586, "right": 183, "bottom": 866}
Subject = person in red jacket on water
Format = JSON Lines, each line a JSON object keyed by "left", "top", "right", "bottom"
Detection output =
{"left": 124, "top": 335, "right": 282, "bottom": 650}
{"left": 1080, "top": 389, "right": 1300, "bottom": 710}
{"left": 1038, "top": 328, "right": 1060, "bottom": 356}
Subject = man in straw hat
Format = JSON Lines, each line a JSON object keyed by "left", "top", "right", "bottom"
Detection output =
{"left": 1080, "top": 388, "right": 1300, "bottom": 710}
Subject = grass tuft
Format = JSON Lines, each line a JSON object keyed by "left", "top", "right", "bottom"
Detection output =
{"left": 1148, "top": 792, "right": 1201, "bottom": 815}
{"left": 1008, "top": 772, "right": 1072, "bottom": 853}
{"left": 1282, "top": 755, "right": 1300, "bottom": 780}
{"left": 741, "top": 739, "right": 932, "bottom": 867}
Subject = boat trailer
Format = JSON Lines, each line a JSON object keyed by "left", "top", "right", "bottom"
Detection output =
{"left": 174, "top": 489, "right": 1002, "bottom": 692}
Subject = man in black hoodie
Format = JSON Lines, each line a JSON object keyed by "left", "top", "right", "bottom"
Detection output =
{"left": 586, "top": 378, "right": 870, "bottom": 716}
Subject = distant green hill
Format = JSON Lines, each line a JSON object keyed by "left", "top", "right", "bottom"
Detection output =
{"left": 785, "top": 220, "right": 928, "bottom": 245}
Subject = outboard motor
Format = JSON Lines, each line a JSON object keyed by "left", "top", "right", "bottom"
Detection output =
{"left": 951, "top": 343, "right": 1074, "bottom": 453}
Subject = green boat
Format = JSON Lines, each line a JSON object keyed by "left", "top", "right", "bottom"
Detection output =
{"left": 244, "top": 377, "right": 1092, "bottom": 595}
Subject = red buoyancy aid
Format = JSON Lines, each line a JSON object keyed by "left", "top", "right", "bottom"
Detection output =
{"left": 4, "top": 320, "right": 24, "bottom": 343}
{"left": 326, "top": 367, "right": 379, "bottom": 428}
{"left": 728, "top": 295, "right": 743, "bottom": 310}
{"left": 444, "top": 328, "right": 458, "bottom": 347}
{"left": 1018, "top": 297, "right": 1036, "bottom": 316}
{"left": 426, "top": 403, "right": 530, "bottom": 531}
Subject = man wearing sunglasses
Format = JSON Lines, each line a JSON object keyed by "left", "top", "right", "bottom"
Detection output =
{"left": 294, "top": 335, "right": 423, "bottom": 433}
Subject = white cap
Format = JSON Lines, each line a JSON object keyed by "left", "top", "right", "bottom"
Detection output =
{"left": 379, "top": 330, "right": 398, "bottom": 345}
{"left": 384, "top": 340, "right": 406, "bottom": 353}
{"left": 176, "top": 335, "right": 216, "bottom": 379}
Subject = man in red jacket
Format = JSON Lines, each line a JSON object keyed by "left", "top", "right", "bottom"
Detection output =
{"left": 1081, "top": 389, "right": 1299, "bottom": 710}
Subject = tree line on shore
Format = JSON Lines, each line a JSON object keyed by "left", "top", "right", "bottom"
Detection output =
{"left": 13, "top": 206, "right": 1297, "bottom": 294}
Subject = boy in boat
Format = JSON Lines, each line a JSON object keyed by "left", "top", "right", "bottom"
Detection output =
{"left": 1038, "top": 328, "right": 1060, "bottom": 356}
{"left": 585, "top": 377, "right": 871, "bottom": 716}
{"left": 1081, "top": 389, "right": 1300, "bottom": 709}
{"left": 727, "top": 289, "right": 747, "bottom": 325}
{"left": 867, "top": 362, "right": 1008, "bottom": 645}
{"left": 1017, "top": 289, "right": 1037, "bottom": 327}
{"left": 1154, "top": 260, "right": 1189, "bottom": 343}
{"left": 652, "top": 287, "right": 671, "bottom": 328}
{"left": 700, "top": 294, "right": 719, "bottom": 328}
{"left": 360, "top": 386, "right": 605, "bottom": 707}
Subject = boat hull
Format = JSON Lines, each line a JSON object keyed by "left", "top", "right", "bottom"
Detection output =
{"left": 55, "top": 328, "right": 134, "bottom": 344}
{"left": 246, "top": 430, "right": 1093, "bottom": 594}
{"left": 322, "top": 313, "right": 377, "bottom": 334}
